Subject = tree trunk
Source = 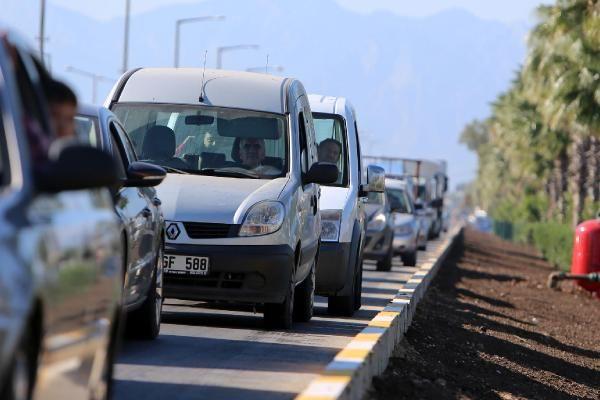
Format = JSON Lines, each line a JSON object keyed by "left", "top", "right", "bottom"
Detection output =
{"left": 587, "top": 135, "right": 600, "bottom": 204}
{"left": 556, "top": 148, "right": 569, "bottom": 223}
{"left": 569, "top": 134, "right": 589, "bottom": 227}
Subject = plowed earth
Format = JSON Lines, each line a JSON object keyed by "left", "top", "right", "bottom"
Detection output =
{"left": 366, "top": 228, "right": 600, "bottom": 400}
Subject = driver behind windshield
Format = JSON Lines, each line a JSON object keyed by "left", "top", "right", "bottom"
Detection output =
{"left": 238, "top": 137, "right": 280, "bottom": 175}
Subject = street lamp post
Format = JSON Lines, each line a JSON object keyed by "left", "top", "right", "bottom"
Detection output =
{"left": 174, "top": 16, "right": 225, "bottom": 68}
{"left": 66, "top": 66, "right": 114, "bottom": 104}
{"left": 39, "top": 0, "right": 46, "bottom": 64}
{"left": 216, "top": 45, "right": 260, "bottom": 69}
{"left": 122, "top": 0, "right": 131, "bottom": 74}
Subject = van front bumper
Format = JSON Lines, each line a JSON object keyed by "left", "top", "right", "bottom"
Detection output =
{"left": 163, "top": 243, "right": 294, "bottom": 304}
{"left": 316, "top": 241, "right": 352, "bottom": 295}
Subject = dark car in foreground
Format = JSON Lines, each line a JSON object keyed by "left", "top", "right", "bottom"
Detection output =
{"left": 76, "top": 105, "right": 166, "bottom": 340}
{"left": 0, "top": 31, "right": 123, "bottom": 400}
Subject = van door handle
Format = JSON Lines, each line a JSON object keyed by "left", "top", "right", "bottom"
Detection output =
{"left": 312, "top": 195, "right": 318, "bottom": 215}
{"left": 152, "top": 197, "right": 162, "bottom": 207}
{"left": 141, "top": 208, "right": 152, "bottom": 218}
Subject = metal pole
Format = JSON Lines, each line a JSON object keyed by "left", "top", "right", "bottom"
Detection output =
{"left": 174, "top": 16, "right": 225, "bottom": 68}
{"left": 39, "top": 0, "right": 46, "bottom": 65}
{"left": 216, "top": 44, "right": 259, "bottom": 69}
{"left": 122, "top": 0, "right": 131, "bottom": 74}
{"left": 66, "top": 66, "right": 113, "bottom": 104}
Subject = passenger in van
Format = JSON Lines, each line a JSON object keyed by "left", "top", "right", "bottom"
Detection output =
{"left": 318, "top": 138, "right": 341, "bottom": 164}
{"left": 46, "top": 79, "right": 78, "bottom": 139}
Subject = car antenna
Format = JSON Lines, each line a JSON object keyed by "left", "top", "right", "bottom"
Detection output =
{"left": 199, "top": 49, "right": 208, "bottom": 103}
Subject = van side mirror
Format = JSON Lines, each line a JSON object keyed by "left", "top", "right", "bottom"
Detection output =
{"left": 124, "top": 161, "right": 166, "bottom": 187}
{"left": 304, "top": 162, "right": 338, "bottom": 185}
{"left": 365, "top": 165, "right": 385, "bottom": 193}
{"left": 36, "top": 142, "right": 118, "bottom": 193}
{"left": 414, "top": 202, "right": 424, "bottom": 210}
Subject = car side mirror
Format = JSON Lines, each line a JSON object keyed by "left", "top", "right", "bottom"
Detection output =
{"left": 36, "top": 142, "right": 118, "bottom": 193}
{"left": 304, "top": 162, "right": 338, "bottom": 185}
{"left": 414, "top": 202, "right": 423, "bottom": 210}
{"left": 124, "top": 161, "right": 166, "bottom": 187}
{"left": 366, "top": 165, "right": 385, "bottom": 193}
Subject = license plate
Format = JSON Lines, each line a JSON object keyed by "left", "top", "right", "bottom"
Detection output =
{"left": 163, "top": 255, "right": 210, "bottom": 276}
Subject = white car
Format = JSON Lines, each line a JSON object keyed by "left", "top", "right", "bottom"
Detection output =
{"left": 107, "top": 68, "right": 337, "bottom": 329}
{"left": 309, "top": 95, "right": 385, "bottom": 315}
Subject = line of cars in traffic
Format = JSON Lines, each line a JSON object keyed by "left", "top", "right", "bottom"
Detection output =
{"left": 0, "top": 32, "right": 446, "bottom": 399}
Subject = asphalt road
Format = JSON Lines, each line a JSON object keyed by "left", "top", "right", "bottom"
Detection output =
{"left": 114, "top": 237, "right": 446, "bottom": 400}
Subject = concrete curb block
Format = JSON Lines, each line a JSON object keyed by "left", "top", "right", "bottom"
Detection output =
{"left": 297, "top": 227, "right": 463, "bottom": 400}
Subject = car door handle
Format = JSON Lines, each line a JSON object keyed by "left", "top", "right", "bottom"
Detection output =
{"left": 311, "top": 195, "right": 318, "bottom": 215}
{"left": 141, "top": 207, "right": 152, "bottom": 218}
{"left": 152, "top": 197, "right": 162, "bottom": 207}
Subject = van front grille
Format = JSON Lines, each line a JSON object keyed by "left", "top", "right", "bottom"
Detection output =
{"left": 183, "top": 222, "right": 239, "bottom": 239}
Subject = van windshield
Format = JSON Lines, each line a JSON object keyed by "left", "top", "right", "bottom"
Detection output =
{"left": 313, "top": 113, "right": 348, "bottom": 186}
{"left": 112, "top": 103, "right": 288, "bottom": 179}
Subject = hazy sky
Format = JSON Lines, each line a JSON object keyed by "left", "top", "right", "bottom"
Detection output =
{"left": 27, "top": 0, "right": 548, "bottom": 23}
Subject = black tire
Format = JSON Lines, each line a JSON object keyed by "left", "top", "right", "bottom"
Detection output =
{"left": 126, "top": 242, "right": 163, "bottom": 340}
{"left": 353, "top": 256, "right": 363, "bottom": 311}
{"left": 2, "top": 329, "right": 36, "bottom": 400}
{"left": 401, "top": 251, "right": 417, "bottom": 267}
{"left": 328, "top": 250, "right": 362, "bottom": 316}
{"left": 293, "top": 260, "right": 315, "bottom": 322}
{"left": 418, "top": 241, "right": 427, "bottom": 251}
{"left": 264, "top": 274, "right": 295, "bottom": 329}
{"left": 376, "top": 241, "right": 393, "bottom": 272}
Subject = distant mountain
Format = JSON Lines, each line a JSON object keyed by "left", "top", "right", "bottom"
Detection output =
{"left": 11, "top": 0, "right": 530, "bottom": 184}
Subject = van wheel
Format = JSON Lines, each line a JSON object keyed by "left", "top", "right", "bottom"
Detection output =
{"left": 293, "top": 260, "right": 315, "bottom": 322}
{"left": 418, "top": 241, "right": 427, "bottom": 251}
{"left": 264, "top": 276, "right": 295, "bottom": 330}
{"left": 376, "top": 242, "right": 393, "bottom": 272}
{"left": 353, "top": 256, "right": 363, "bottom": 311}
{"left": 126, "top": 242, "right": 163, "bottom": 340}
{"left": 2, "top": 329, "right": 36, "bottom": 400}
{"left": 328, "top": 251, "right": 361, "bottom": 316}
{"left": 401, "top": 251, "right": 417, "bottom": 267}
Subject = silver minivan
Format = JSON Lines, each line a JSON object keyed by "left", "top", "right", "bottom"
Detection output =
{"left": 107, "top": 68, "right": 337, "bottom": 329}
{"left": 308, "top": 95, "right": 385, "bottom": 315}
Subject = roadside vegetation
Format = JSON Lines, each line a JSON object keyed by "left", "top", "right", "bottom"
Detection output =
{"left": 460, "top": 0, "right": 600, "bottom": 270}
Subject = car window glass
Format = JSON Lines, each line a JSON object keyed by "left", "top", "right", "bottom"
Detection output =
{"left": 74, "top": 115, "right": 100, "bottom": 146}
{"left": 109, "top": 123, "right": 127, "bottom": 179}
{"left": 114, "top": 122, "right": 138, "bottom": 162}
{"left": 313, "top": 113, "right": 347, "bottom": 187}
{"left": 113, "top": 103, "right": 287, "bottom": 179}
{"left": 0, "top": 104, "right": 6, "bottom": 186}
{"left": 386, "top": 188, "right": 411, "bottom": 214}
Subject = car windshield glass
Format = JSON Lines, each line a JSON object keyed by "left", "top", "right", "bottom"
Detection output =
{"left": 386, "top": 188, "right": 411, "bottom": 214}
{"left": 74, "top": 115, "right": 100, "bottom": 147}
{"left": 313, "top": 113, "right": 347, "bottom": 186}
{"left": 112, "top": 103, "right": 288, "bottom": 179}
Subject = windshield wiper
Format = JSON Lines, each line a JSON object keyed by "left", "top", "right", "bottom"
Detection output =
{"left": 197, "top": 168, "right": 260, "bottom": 179}
{"left": 160, "top": 166, "right": 190, "bottom": 174}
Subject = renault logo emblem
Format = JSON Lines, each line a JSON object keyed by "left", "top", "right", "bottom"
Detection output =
{"left": 166, "top": 223, "right": 181, "bottom": 240}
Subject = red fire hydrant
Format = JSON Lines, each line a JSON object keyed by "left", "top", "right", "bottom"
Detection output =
{"left": 571, "top": 218, "right": 600, "bottom": 294}
{"left": 547, "top": 217, "right": 600, "bottom": 295}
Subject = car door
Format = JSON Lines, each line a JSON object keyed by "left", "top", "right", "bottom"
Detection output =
{"left": 109, "top": 119, "right": 157, "bottom": 304}
{"left": 295, "top": 97, "right": 319, "bottom": 280}
{"left": 353, "top": 119, "right": 366, "bottom": 244}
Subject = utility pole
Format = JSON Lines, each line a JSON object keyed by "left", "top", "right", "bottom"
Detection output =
{"left": 122, "top": 0, "right": 131, "bottom": 74}
{"left": 66, "top": 66, "right": 113, "bottom": 104}
{"left": 216, "top": 44, "right": 259, "bottom": 69}
{"left": 174, "top": 16, "right": 225, "bottom": 67}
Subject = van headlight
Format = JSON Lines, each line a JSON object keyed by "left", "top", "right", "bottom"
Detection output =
{"left": 367, "top": 212, "right": 387, "bottom": 232}
{"left": 239, "top": 201, "right": 285, "bottom": 237}
{"left": 395, "top": 222, "right": 413, "bottom": 236}
{"left": 321, "top": 210, "right": 342, "bottom": 242}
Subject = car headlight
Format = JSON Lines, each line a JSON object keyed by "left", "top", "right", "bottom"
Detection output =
{"left": 367, "top": 212, "right": 387, "bottom": 232}
{"left": 395, "top": 222, "right": 413, "bottom": 235}
{"left": 239, "top": 201, "right": 285, "bottom": 237}
{"left": 321, "top": 209, "right": 342, "bottom": 242}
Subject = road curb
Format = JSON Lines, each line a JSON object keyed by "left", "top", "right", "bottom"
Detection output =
{"left": 297, "top": 227, "right": 463, "bottom": 400}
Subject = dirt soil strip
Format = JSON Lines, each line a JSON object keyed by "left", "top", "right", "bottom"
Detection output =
{"left": 366, "top": 228, "right": 600, "bottom": 400}
{"left": 297, "top": 227, "right": 463, "bottom": 400}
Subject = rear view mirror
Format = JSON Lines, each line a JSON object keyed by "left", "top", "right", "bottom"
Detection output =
{"left": 366, "top": 165, "right": 385, "bottom": 192}
{"left": 184, "top": 115, "right": 215, "bottom": 125}
{"left": 36, "top": 142, "right": 118, "bottom": 192}
{"left": 124, "top": 161, "right": 166, "bottom": 187}
{"left": 304, "top": 162, "right": 338, "bottom": 185}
